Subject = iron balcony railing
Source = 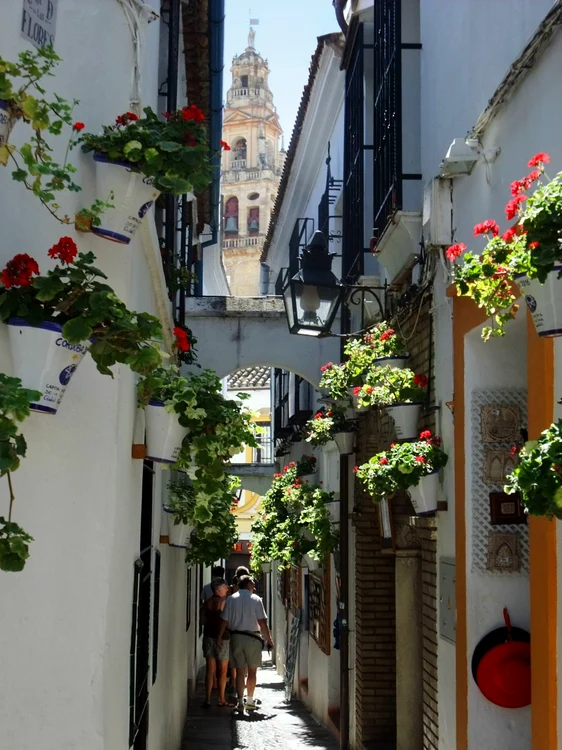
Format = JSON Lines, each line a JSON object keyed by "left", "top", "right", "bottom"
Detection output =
{"left": 252, "top": 435, "right": 274, "bottom": 464}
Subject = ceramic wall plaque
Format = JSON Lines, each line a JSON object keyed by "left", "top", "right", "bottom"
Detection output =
{"left": 486, "top": 532, "right": 520, "bottom": 572}
{"left": 481, "top": 405, "right": 521, "bottom": 443}
{"left": 483, "top": 448, "right": 519, "bottom": 484}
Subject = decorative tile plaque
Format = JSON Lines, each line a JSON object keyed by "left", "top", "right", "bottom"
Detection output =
{"left": 481, "top": 405, "right": 521, "bottom": 443}
{"left": 487, "top": 532, "right": 520, "bottom": 572}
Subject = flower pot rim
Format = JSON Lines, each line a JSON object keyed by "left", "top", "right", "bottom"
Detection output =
{"left": 385, "top": 401, "right": 424, "bottom": 409}
{"left": 334, "top": 428, "right": 357, "bottom": 435}
{"left": 514, "top": 265, "right": 562, "bottom": 281}
{"left": 93, "top": 151, "right": 140, "bottom": 171}
{"left": 8, "top": 316, "right": 63, "bottom": 334}
{"left": 373, "top": 353, "right": 410, "bottom": 362}
{"left": 0, "top": 99, "right": 9, "bottom": 112}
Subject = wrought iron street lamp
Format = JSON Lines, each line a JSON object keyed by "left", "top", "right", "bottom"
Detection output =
{"left": 283, "top": 230, "right": 387, "bottom": 337}
{"left": 282, "top": 231, "right": 343, "bottom": 336}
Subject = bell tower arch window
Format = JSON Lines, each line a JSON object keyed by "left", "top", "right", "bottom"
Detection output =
{"left": 232, "top": 138, "right": 247, "bottom": 167}
{"left": 248, "top": 207, "right": 260, "bottom": 236}
{"left": 224, "top": 197, "right": 239, "bottom": 235}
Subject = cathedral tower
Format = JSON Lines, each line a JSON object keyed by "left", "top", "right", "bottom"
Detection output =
{"left": 221, "top": 25, "right": 284, "bottom": 296}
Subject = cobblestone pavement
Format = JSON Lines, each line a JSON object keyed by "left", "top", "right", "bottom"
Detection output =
{"left": 181, "top": 655, "right": 339, "bottom": 750}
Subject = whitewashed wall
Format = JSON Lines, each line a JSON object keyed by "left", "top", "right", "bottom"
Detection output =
{"left": 0, "top": 2, "right": 201, "bottom": 748}
{"left": 426, "top": 7, "right": 562, "bottom": 748}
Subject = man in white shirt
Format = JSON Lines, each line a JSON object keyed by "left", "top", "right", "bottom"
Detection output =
{"left": 218, "top": 575, "right": 274, "bottom": 712}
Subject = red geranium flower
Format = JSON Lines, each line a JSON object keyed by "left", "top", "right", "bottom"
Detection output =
{"left": 379, "top": 457, "right": 389, "bottom": 465}
{"left": 353, "top": 465, "right": 359, "bottom": 473}
{"left": 366, "top": 386, "right": 374, "bottom": 394}
{"left": 510, "top": 445, "right": 518, "bottom": 456}
{"left": 528, "top": 152, "right": 550, "bottom": 168}
{"left": 73, "top": 121, "right": 85, "bottom": 132}
{"left": 414, "top": 374, "right": 428, "bottom": 389}
{"left": 284, "top": 466, "right": 289, "bottom": 472}
{"left": 415, "top": 455, "right": 426, "bottom": 463}
{"left": 379, "top": 329, "right": 395, "bottom": 341}
{"left": 220, "top": 140, "right": 231, "bottom": 151}
{"left": 419, "top": 430, "right": 432, "bottom": 440}
{"left": 445, "top": 243, "right": 466, "bottom": 261}
{"left": 473, "top": 220, "right": 500, "bottom": 237}
{"left": 353, "top": 386, "right": 361, "bottom": 396}
{"left": 529, "top": 241, "right": 539, "bottom": 250}
{"left": 505, "top": 195, "right": 527, "bottom": 221}
{"left": 289, "top": 461, "right": 296, "bottom": 468}
{"left": 390, "top": 443, "right": 396, "bottom": 448}
{"left": 182, "top": 104, "right": 205, "bottom": 122}
{"left": 126, "top": 112, "right": 139, "bottom": 121}
{"left": 48, "top": 236, "right": 78, "bottom": 264}
{"left": 173, "top": 327, "right": 190, "bottom": 352}
{"left": 1, "top": 253, "right": 40, "bottom": 289}
{"left": 502, "top": 227, "right": 517, "bottom": 243}
{"left": 314, "top": 412, "right": 323, "bottom": 419}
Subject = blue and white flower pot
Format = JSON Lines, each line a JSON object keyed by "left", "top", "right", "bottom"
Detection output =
{"left": 92, "top": 153, "right": 160, "bottom": 245}
{"left": 515, "top": 267, "right": 562, "bottom": 338}
{"left": 385, "top": 402, "right": 422, "bottom": 440}
{"left": 145, "top": 400, "right": 189, "bottom": 464}
{"left": 373, "top": 354, "right": 410, "bottom": 369}
{"left": 408, "top": 471, "right": 439, "bottom": 514}
{"left": 0, "top": 100, "right": 14, "bottom": 146}
{"left": 163, "top": 507, "right": 193, "bottom": 548}
{"left": 7, "top": 318, "right": 90, "bottom": 414}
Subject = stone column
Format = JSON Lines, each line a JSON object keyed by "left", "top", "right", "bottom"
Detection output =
{"left": 395, "top": 549, "right": 423, "bottom": 750}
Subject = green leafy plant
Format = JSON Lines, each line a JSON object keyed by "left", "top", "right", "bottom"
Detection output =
{"left": 449, "top": 152, "right": 562, "bottom": 339}
{"left": 250, "top": 464, "right": 338, "bottom": 571}
{"left": 0, "top": 237, "right": 164, "bottom": 376}
{"left": 138, "top": 366, "right": 257, "bottom": 511}
{"left": 355, "top": 366, "right": 428, "bottom": 407}
{"left": 505, "top": 420, "right": 562, "bottom": 518}
{"left": 166, "top": 474, "right": 239, "bottom": 564}
{"left": 305, "top": 406, "right": 355, "bottom": 447}
{"left": 319, "top": 361, "right": 354, "bottom": 402}
{"left": 81, "top": 105, "right": 221, "bottom": 196}
{"left": 0, "top": 374, "right": 41, "bottom": 572}
{"left": 355, "top": 431, "right": 448, "bottom": 501}
{"left": 0, "top": 47, "right": 112, "bottom": 224}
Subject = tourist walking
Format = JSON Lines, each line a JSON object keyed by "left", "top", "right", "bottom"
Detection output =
{"left": 200, "top": 578, "right": 235, "bottom": 708}
{"left": 201, "top": 565, "right": 225, "bottom": 602}
{"left": 217, "top": 575, "right": 274, "bottom": 712}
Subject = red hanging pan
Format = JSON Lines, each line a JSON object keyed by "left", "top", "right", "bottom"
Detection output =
{"left": 471, "top": 607, "right": 531, "bottom": 709}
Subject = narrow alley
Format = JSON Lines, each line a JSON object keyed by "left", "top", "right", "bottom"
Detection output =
{"left": 181, "top": 657, "right": 339, "bottom": 750}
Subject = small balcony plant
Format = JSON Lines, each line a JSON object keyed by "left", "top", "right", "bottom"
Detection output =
{"left": 0, "top": 374, "right": 42, "bottom": 572}
{"left": 305, "top": 406, "right": 355, "bottom": 449}
{"left": 505, "top": 421, "right": 562, "bottom": 518}
{"left": 355, "top": 431, "right": 448, "bottom": 514}
{"left": 449, "top": 152, "right": 562, "bottom": 340}
{"left": 344, "top": 322, "right": 408, "bottom": 377}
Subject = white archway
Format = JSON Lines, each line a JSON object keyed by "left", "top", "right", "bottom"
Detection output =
{"left": 183, "top": 296, "right": 340, "bottom": 388}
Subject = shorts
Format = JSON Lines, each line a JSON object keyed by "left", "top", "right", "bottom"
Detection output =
{"left": 229, "top": 633, "right": 263, "bottom": 669}
{"left": 203, "top": 635, "right": 229, "bottom": 661}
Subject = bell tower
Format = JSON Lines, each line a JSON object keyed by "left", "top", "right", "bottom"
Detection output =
{"left": 221, "top": 24, "right": 285, "bottom": 296}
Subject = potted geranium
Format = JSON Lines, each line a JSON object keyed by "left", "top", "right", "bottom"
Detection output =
{"left": 355, "top": 430, "right": 448, "bottom": 514}
{"left": 296, "top": 454, "right": 317, "bottom": 476}
{"left": 345, "top": 322, "right": 409, "bottom": 374}
{"left": 0, "top": 238, "right": 163, "bottom": 413}
{"left": 319, "top": 361, "right": 353, "bottom": 402}
{"left": 0, "top": 374, "right": 41, "bottom": 571}
{"left": 357, "top": 366, "right": 428, "bottom": 440}
{"left": 81, "top": 106, "right": 219, "bottom": 244}
{"left": 505, "top": 421, "right": 562, "bottom": 518}
{"left": 184, "top": 477, "right": 240, "bottom": 565}
{"left": 305, "top": 406, "right": 356, "bottom": 454}
{"left": 450, "top": 152, "right": 562, "bottom": 340}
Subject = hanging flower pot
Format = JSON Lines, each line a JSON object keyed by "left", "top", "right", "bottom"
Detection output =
{"left": 373, "top": 354, "right": 410, "bottom": 369}
{"left": 408, "top": 471, "right": 439, "bottom": 514}
{"left": 0, "top": 100, "right": 15, "bottom": 146}
{"left": 92, "top": 153, "right": 160, "bottom": 245}
{"left": 385, "top": 402, "right": 422, "bottom": 440}
{"left": 163, "top": 507, "right": 193, "bottom": 548}
{"left": 302, "top": 553, "right": 323, "bottom": 571}
{"left": 7, "top": 318, "right": 90, "bottom": 414}
{"left": 515, "top": 267, "right": 562, "bottom": 338}
{"left": 145, "top": 400, "right": 189, "bottom": 464}
{"left": 334, "top": 430, "right": 356, "bottom": 455}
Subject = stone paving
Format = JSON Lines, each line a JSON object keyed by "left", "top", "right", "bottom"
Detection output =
{"left": 181, "top": 655, "right": 339, "bottom": 750}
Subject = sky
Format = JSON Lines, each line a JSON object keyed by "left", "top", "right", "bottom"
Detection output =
{"left": 223, "top": 0, "right": 339, "bottom": 141}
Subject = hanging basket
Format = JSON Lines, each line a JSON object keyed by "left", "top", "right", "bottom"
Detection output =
{"left": 145, "top": 400, "right": 189, "bottom": 464}
{"left": 92, "top": 153, "right": 160, "bottom": 244}
{"left": 373, "top": 354, "right": 410, "bottom": 369}
{"left": 163, "top": 507, "right": 193, "bottom": 548}
{"left": 334, "top": 430, "right": 356, "bottom": 455}
{"left": 385, "top": 402, "right": 422, "bottom": 440}
{"left": 7, "top": 318, "right": 90, "bottom": 414}
{"left": 0, "top": 100, "right": 15, "bottom": 146}
{"left": 408, "top": 471, "right": 439, "bottom": 514}
{"left": 515, "top": 267, "right": 562, "bottom": 338}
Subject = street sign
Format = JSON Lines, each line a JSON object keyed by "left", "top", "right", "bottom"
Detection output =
{"left": 21, "top": 0, "right": 57, "bottom": 49}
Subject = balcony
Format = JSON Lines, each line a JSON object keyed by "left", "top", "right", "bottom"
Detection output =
{"left": 231, "top": 159, "right": 247, "bottom": 170}
{"left": 222, "top": 166, "right": 280, "bottom": 184}
{"left": 222, "top": 235, "right": 265, "bottom": 249}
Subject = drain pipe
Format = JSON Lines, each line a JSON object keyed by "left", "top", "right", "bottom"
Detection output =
{"left": 333, "top": 0, "right": 348, "bottom": 36}
{"left": 339, "top": 305, "right": 350, "bottom": 750}
{"left": 259, "top": 263, "right": 270, "bottom": 296}
{"left": 200, "top": 0, "right": 225, "bottom": 258}
{"left": 164, "top": 0, "right": 180, "bottom": 288}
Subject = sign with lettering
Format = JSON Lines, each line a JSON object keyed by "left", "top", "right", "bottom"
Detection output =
{"left": 21, "top": 0, "right": 57, "bottom": 49}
